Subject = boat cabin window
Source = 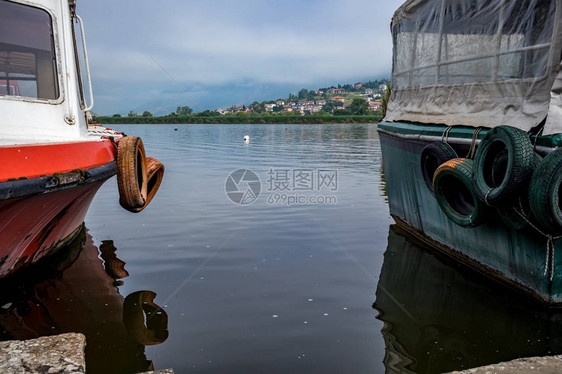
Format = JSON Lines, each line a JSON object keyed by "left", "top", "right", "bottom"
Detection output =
{"left": 392, "top": 0, "right": 556, "bottom": 89}
{"left": 0, "top": 0, "right": 59, "bottom": 100}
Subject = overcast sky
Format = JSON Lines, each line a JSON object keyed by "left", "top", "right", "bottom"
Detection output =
{"left": 78, "top": 0, "right": 404, "bottom": 115}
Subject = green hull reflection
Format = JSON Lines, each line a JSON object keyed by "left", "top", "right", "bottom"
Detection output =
{"left": 374, "top": 225, "right": 562, "bottom": 374}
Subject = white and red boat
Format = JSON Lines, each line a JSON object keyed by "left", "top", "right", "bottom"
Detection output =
{"left": 0, "top": 0, "right": 164, "bottom": 277}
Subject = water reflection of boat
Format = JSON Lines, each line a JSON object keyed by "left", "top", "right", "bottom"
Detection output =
{"left": 373, "top": 225, "right": 562, "bottom": 374}
{"left": 0, "top": 0, "right": 164, "bottom": 278}
{"left": 0, "top": 226, "right": 169, "bottom": 374}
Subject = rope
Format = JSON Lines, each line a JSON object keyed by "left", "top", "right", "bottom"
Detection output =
{"left": 108, "top": 136, "right": 118, "bottom": 152}
{"left": 467, "top": 127, "right": 484, "bottom": 159}
{"left": 441, "top": 126, "right": 454, "bottom": 143}
{"left": 484, "top": 188, "right": 493, "bottom": 207}
{"left": 545, "top": 236, "right": 556, "bottom": 281}
{"left": 512, "top": 207, "right": 561, "bottom": 281}
{"left": 532, "top": 127, "right": 544, "bottom": 153}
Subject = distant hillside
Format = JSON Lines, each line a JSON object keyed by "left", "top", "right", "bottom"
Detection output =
{"left": 108, "top": 79, "right": 390, "bottom": 122}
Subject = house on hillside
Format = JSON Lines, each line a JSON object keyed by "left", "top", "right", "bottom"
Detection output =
{"left": 369, "top": 102, "right": 382, "bottom": 112}
{"left": 365, "top": 89, "right": 374, "bottom": 95}
{"left": 265, "top": 103, "right": 276, "bottom": 112}
{"left": 354, "top": 83, "right": 362, "bottom": 89}
{"left": 230, "top": 105, "right": 246, "bottom": 113}
{"left": 327, "top": 88, "right": 345, "bottom": 94}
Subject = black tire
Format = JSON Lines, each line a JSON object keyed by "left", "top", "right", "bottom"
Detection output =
{"left": 420, "top": 142, "right": 458, "bottom": 195}
{"left": 473, "top": 126, "right": 536, "bottom": 207}
{"left": 497, "top": 153, "right": 542, "bottom": 230}
{"left": 529, "top": 149, "right": 562, "bottom": 234}
{"left": 434, "top": 158, "right": 485, "bottom": 228}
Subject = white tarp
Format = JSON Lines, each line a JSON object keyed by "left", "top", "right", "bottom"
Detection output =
{"left": 386, "top": 0, "right": 562, "bottom": 135}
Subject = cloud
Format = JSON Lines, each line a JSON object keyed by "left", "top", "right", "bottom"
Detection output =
{"left": 78, "top": 0, "right": 403, "bottom": 114}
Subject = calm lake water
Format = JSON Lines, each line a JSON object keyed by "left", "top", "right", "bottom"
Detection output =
{"left": 1, "top": 124, "right": 561, "bottom": 373}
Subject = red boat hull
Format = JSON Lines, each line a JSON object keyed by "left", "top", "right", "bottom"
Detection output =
{"left": 0, "top": 139, "right": 118, "bottom": 277}
{"left": 0, "top": 178, "right": 109, "bottom": 277}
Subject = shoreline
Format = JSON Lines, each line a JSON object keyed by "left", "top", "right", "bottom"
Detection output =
{"left": 93, "top": 114, "right": 382, "bottom": 125}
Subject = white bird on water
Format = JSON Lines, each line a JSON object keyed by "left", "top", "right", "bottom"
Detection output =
{"left": 244, "top": 135, "right": 250, "bottom": 143}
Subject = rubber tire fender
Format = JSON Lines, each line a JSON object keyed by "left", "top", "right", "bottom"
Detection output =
{"left": 497, "top": 152, "right": 542, "bottom": 230}
{"left": 117, "top": 136, "right": 148, "bottom": 212}
{"left": 472, "top": 126, "right": 536, "bottom": 207}
{"left": 420, "top": 142, "right": 458, "bottom": 195}
{"left": 129, "top": 157, "right": 165, "bottom": 213}
{"left": 529, "top": 148, "right": 562, "bottom": 234}
{"left": 433, "top": 158, "right": 485, "bottom": 228}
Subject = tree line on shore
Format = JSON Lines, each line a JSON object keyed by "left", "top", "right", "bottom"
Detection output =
{"left": 93, "top": 112, "right": 382, "bottom": 125}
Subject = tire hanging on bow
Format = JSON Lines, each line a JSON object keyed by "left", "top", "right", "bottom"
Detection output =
{"left": 420, "top": 142, "right": 458, "bottom": 195}
{"left": 433, "top": 158, "right": 485, "bottom": 228}
{"left": 129, "top": 157, "right": 165, "bottom": 213}
{"left": 117, "top": 136, "right": 148, "bottom": 212}
{"left": 529, "top": 148, "right": 562, "bottom": 234}
{"left": 472, "top": 126, "right": 537, "bottom": 207}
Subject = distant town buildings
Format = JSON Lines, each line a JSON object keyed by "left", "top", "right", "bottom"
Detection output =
{"left": 218, "top": 80, "right": 389, "bottom": 115}
{"left": 327, "top": 88, "right": 345, "bottom": 94}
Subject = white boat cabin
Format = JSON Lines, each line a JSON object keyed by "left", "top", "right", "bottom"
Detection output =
{"left": 0, "top": 0, "right": 94, "bottom": 144}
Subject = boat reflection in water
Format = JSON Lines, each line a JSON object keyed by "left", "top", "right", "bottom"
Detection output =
{"left": 0, "top": 226, "right": 169, "bottom": 374}
{"left": 373, "top": 225, "right": 562, "bottom": 374}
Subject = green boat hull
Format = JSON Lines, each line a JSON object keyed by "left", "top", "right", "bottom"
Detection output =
{"left": 378, "top": 121, "right": 562, "bottom": 305}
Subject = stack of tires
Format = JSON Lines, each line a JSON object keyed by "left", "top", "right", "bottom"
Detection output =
{"left": 421, "top": 125, "right": 562, "bottom": 233}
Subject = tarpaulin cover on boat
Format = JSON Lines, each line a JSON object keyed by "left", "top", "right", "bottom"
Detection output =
{"left": 386, "top": 0, "right": 562, "bottom": 135}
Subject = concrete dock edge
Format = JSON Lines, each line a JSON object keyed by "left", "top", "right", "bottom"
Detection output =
{"left": 0, "top": 333, "right": 174, "bottom": 374}
{"left": 0, "top": 333, "right": 86, "bottom": 373}
{"left": 449, "top": 355, "right": 562, "bottom": 374}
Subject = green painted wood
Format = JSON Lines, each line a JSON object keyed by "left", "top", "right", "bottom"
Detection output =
{"left": 378, "top": 122, "right": 562, "bottom": 303}
{"left": 378, "top": 121, "right": 562, "bottom": 148}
